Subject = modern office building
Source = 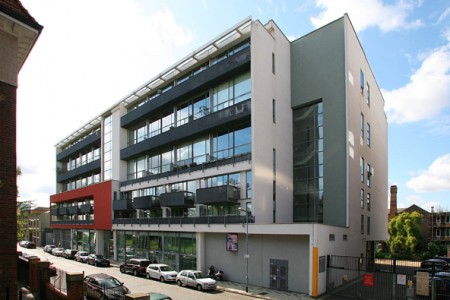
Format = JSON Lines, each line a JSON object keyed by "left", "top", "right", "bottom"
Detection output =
{"left": 50, "top": 15, "right": 387, "bottom": 296}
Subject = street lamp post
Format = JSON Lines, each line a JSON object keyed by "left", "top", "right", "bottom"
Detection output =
{"left": 238, "top": 207, "right": 249, "bottom": 293}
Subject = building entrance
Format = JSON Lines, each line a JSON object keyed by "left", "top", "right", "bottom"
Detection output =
{"left": 269, "top": 259, "right": 288, "bottom": 290}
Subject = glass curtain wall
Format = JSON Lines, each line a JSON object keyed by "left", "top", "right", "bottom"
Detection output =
{"left": 293, "top": 102, "right": 324, "bottom": 223}
{"left": 115, "top": 231, "right": 196, "bottom": 271}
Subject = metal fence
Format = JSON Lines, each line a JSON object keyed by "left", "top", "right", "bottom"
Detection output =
{"left": 326, "top": 256, "right": 449, "bottom": 300}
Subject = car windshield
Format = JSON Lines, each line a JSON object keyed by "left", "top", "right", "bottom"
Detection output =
{"left": 193, "top": 272, "right": 209, "bottom": 279}
{"left": 96, "top": 255, "right": 104, "bottom": 259}
{"left": 98, "top": 277, "right": 122, "bottom": 288}
{"left": 160, "top": 266, "right": 171, "bottom": 271}
{"left": 81, "top": 252, "right": 88, "bottom": 256}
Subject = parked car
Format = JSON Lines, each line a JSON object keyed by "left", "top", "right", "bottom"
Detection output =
{"left": 149, "top": 293, "right": 173, "bottom": 300}
{"left": 119, "top": 258, "right": 150, "bottom": 276}
{"left": 75, "top": 251, "right": 89, "bottom": 263}
{"left": 434, "top": 272, "right": 450, "bottom": 294}
{"left": 84, "top": 273, "right": 130, "bottom": 300}
{"left": 435, "top": 257, "right": 450, "bottom": 263}
{"left": 51, "top": 247, "right": 64, "bottom": 256}
{"left": 176, "top": 270, "right": 217, "bottom": 291}
{"left": 420, "top": 259, "right": 449, "bottom": 273}
{"left": 19, "top": 241, "right": 36, "bottom": 249}
{"left": 87, "top": 254, "right": 110, "bottom": 267}
{"left": 62, "top": 249, "right": 78, "bottom": 259}
{"left": 146, "top": 264, "right": 178, "bottom": 282}
{"left": 43, "top": 245, "right": 56, "bottom": 253}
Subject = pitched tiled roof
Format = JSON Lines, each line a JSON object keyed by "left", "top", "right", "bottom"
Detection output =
{"left": 0, "top": 0, "right": 43, "bottom": 31}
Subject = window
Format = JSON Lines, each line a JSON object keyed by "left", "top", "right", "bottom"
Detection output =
{"left": 343, "top": 234, "right": 348, "bottom": 241}
{"left": 329, "top": 234, "right": 335, "bottom": 241}
{"left": 360, "top": 114, "right": 364, "bottom": 139}
{"left": 367, "top": 123, "right": 371, "bottom": 147}
{"left": 360, "top": 189, "right": 364, "bottom": 208}
{"left": 360, "top": 157, "right": 365, "bottom": 182}
{"left": 360, "top": 70, "right": 364, "bottom": 95}
{"left": 367, "top": 193, "right": 371, "bottom": 211}
{"left": 367, "top": 216, "right": 371, "bottom": 235}
{"left": 246, "top": 171, "right": 252, "bottom": 199}
{"left": 366, "top": 82, "right": 370, "bottom": 105}
{"left": 361, "top": 214, "right": 364, "bottom": 234}
{"left": 272, "top": 53, "right": 276, "bottom": 74}
{"left": 367, "top": 164, "right": 372, "bottom": 187}
{"left": 272, "top": 99, "right": 276, "bottom": 123}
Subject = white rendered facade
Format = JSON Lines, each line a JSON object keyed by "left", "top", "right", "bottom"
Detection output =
{"left": 52, "top": 15, "right": 387, "bottom": 296}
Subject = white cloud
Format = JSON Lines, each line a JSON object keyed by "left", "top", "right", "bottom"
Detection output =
{"left": 437, "top": 6, "right": 450, "bottom": 24}
{"left": 406, "top": 154, "right": 450, "bottom": 192}
{"left": 311, "top": 0, "right": 423, "bottom": 32}
{"left": 17, "top": 0, "right": 193, "bottom": 206}
{"left": 383, "top": 43, "right": 450, "bottom": 124}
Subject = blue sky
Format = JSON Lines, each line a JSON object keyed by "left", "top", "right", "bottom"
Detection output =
{"left": 17, "top": 0, "right": 450, "bottom": 212}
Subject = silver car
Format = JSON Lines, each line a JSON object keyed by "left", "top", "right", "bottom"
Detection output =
{"left": 176, "top": 270, "right": 216, "bottom": 291}
{"left": 75, "top": 251, "right": 89, "bottom": 263}
{"left": 146, "top": 264, "right": 178, "bottom": 282}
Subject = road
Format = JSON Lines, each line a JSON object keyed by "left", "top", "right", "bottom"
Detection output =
{"left": 19, "top": 246, "right": 251, "bottom": 300}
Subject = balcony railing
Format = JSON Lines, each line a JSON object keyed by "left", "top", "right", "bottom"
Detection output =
{"left": 51, "top": 220, "right": 94, "bottom": 226}
{"left": 132, "top": 196, "right": 160, "bottom": 210}
{"left": 196, "top": 185, "right": 239, "bottom": 205}
{"left": 112, "top": 215, "right": 255, "bottom": 226}
{"left": 160, "top": 191, "right": 194, "bottom": 208}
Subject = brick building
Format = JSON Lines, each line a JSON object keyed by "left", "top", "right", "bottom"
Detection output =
{"left": 0, "top": 0, "right": 42, "bottom": 299}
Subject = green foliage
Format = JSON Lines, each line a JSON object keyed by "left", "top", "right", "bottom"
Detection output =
{"left": 17, "top": 200, "right": 33, "bottom": 241}
{"left": 387, "top": 211, "right": 424, "bottom": 257}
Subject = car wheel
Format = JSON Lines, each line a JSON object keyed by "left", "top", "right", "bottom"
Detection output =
{"left": 120, "top": 266, "right": 125, "bottom": 273}
{"left": 133, "top": 269, "right": 138, "bottom": 276}
{"left": 197, "top": 284, "right": 203, "bottom": 291}
{"left": 160, "top": 277, "right": 165, "bottom": 283}
{"left": 146, "top": 273, "right": 150, "bottom": 279}
{"left": 177, "top": 280, "right": 182, "bottom": 287}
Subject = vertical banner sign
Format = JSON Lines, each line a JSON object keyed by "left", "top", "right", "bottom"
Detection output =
{"left": 363, "top": 273, "right": 374, "bottom": 287}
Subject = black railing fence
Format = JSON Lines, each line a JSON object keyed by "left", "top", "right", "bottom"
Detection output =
{"left": 327, "top": 256, "right": 449, "bottom": 300}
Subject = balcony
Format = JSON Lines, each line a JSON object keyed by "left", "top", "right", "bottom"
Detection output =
{"left": 67, "top": 206, "right": 79, "bottom": 215}
{"left": 120, "top": 152, "right": 251, "bottom": 187}
{"left": 79, "top": 204, "right": 93, "bottom": 214}
{"left": 113, "top": 199, "right": 133, "bottom": 211}
{"left": 51, "top": 220, "right": 94, "bottom": 226}
{"left": 132, "top": 196, "right": 160, "bottom": 210}
{"left": 121, "top": 46, "right": 250, "bottom": 129}
{"left": 121, "top": 100, "right": 251, "bottom": 161}
{"left": 57, "top": 131, "right": 101, "bottom": 162}
{"left": 112, "top": 214, "right": 255, "bottom": 226}
{"left": 51, "top": 208, "right": 58, "bottom": 216}
{"left": 196, "top": 185, "right": 239, "bottom": 205}
{"left": 58, "top": 207, "right": 67, "bottom": 216}
{"left": 160, "top": 191, "right": 194, "bottom": 208}
{"left": 57, "top": 159, "right": 101, "bottom": 183}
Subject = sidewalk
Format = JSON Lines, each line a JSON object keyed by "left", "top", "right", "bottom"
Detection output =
{"left": 110, "top": 259, "right": 322, "bottom": 300}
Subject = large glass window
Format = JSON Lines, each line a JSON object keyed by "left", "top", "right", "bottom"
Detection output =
{"left": 103, "top": 115, "right": 112, "bottom": 180}
{"left": 193, "top": 94, "right": 210, "bottom": 120}
{"left": 293, "top": 102, "right": 324, "bottom": 223}
{"left": 234, "top": 72, "right": 251, "bottom": 103}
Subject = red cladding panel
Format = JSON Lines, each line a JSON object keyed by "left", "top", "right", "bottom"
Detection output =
{"left": 50, "top": 181, "right": 112, "bottom": 230}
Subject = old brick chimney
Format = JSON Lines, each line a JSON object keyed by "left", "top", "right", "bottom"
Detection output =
{"left": 388, "top": 185, "right": 398, "bottom": 221}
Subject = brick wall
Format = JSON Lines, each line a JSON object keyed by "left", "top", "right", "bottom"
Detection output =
{"left": 0, "top": 80, "right": 18, "bottom": 300}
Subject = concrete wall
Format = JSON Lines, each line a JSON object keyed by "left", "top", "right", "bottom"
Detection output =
{"left": 344, "top": 15, "right": 388, "bottom": 243}
{"left": 251, "top": 20, "right": 292, "bottom": 224}
{"left": 291, "top": 17, "right": 348, "bottom": 227}
{"left": 204, "top": 232, "right": 310, "bottom": 293}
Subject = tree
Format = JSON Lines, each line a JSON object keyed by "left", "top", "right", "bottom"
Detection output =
{"left": 16, "top": 166, "right": 33, "bottom": 241}
{"left": 387, "top": 211, "right": 424, "bottom": 257}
